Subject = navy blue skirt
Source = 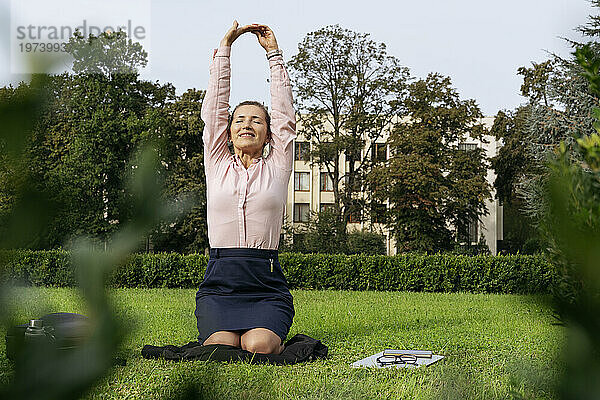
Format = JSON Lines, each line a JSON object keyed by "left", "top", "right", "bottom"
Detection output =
{"left": 195, "top": 248, "right": 294, "bottom": 344}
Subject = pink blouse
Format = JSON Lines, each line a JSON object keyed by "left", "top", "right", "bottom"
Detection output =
{"left": 201, "top": 46, "right": 297, "bottom": 250}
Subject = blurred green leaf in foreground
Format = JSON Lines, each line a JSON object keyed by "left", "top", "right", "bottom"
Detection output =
{"left": 0, "top": 50, "right": 189, "bottom": 400}
{"left": 544, "top": 42, "right": 600, "bottom": 399}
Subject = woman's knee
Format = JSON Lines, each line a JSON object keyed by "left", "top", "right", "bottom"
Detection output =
{"left": 242, "top": 339, "right": 282, "bottom": 354}
{"left": 203, "top": 331, "right": 241, "bottom": 347}
{"left": 241, "top": 329, "right": 283, "bottom": 354}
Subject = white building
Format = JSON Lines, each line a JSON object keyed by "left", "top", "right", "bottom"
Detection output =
{"left": 284, "top": 116, "right": 503, "bottom": 255}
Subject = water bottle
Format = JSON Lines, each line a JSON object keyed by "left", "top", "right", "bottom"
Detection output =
{"left": 24, "top": 319, "right": 49, "bottom": 346}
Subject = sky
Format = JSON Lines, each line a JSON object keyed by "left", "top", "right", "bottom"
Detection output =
{"left": 0, "top": 0, "right": 595, "bottom": 116}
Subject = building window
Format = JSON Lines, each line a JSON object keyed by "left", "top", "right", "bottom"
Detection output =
{"left": 294, "top": 172, "right": 310, "bottom": 191}
{"left": 371, "top": 203, "right": 387, "bottom": 224}
{"left": 459, "top": 216, "right": 478, "bottom": 243}
{"left": 320, "top": 172, "right": 334, "bottom": 192}
{"left": 371, "top": 143, "right": 387, "bottom": 161}
{"left": 458, "top": 143, "right": 478, "bottom": 151}
{"left": 320, "top": 203, "right": 336, "bottom": 213}
{"left": 293, "top": 203, "right": 310, "bottom": 222}
{"left": 467, "top": 218, "right": 478, "bottom": 243}
{"left": 294, "top": 141, "right": 310, "bottom": 161}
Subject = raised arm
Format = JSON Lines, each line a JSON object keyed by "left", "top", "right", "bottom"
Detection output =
{"left": 253, "top": 25, "right": 297, "bottom": 172}
{"left": 201, "top": 21, "right": 254, "bottom": 171}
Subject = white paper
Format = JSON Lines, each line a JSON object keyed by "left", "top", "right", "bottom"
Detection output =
{"left": 351, "top": 351, "right": 444, "bottom": 369}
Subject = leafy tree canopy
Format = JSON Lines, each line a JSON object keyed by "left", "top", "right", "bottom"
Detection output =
{"left": 370, "top": 73, "right": 491, "bottom": 253}
{"left": 289, "top": 25, "right": 410, "bottom": 240}
{"left": 65, "top": 30, "right": 148, "bottom": 75}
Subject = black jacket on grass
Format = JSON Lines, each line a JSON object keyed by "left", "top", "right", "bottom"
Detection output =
{"left": 141, "top": 334, "right": 327, "bottom": 365}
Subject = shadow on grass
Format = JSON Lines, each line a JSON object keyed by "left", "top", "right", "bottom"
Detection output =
{"left": 153, "top": 362, "right": 276, "bottom": 400}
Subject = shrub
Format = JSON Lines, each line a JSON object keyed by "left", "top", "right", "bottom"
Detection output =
{"left": 0, "top": 250, "right": 555, "bottom": 294}
{"left": 347, "top": 231, "right": 386, "bottom": 255}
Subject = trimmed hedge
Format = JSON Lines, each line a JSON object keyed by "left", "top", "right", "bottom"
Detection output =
{"left": 0, "top": 250, "right": 556, "bottom": 294}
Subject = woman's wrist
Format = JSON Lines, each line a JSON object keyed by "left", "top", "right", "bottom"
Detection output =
{"left": 266, "top": 48, "right": 283, "bottom": 60}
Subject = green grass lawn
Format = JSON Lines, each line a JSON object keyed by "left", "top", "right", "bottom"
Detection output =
{"left": 0, "top": 288, "right": 564, "bottom": 399}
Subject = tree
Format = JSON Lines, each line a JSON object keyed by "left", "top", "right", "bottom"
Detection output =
{"left": 489, "top": 107, "right": 541, "bottom": 253}
{"left": 516, "top": 7, "right": 600, "bottom": 234}
{"left": 0, "top": 80, "right": 62, "bottom": 249}
{"left": 492, "top": 5, "right": 600, "bottom": 253}
{"left": 0, "top": 86, "right": 19, "bottom": 224}
{"left": 489, "top": 107, "right": 533, "bottom": 204}
{"left": 517, "top": 60, "right": 554, "bottom": 107}
{"left": 370, "top": 73, "right": 491, "bottom": 253}
{"left": 0, "top": 31, "right": 205, "bottom": 250}
{"left": 298, "top": 208, "right": 349, "bottom": 254}
{"left": 65, "top": 29, "right": 148, "bottom": 75}
{"left": 347, "top": 230, "right": 386, "bottom": 255}
{"left": 533, "top": 42, "right": 600, "bottom": 399}
{"left": 149, "top": 88, "right": 209, "bottom": 253}
{"left": 45, "top": 72, "right": 175, "bottom": 247}
{"left": 288, "top": 25, "right": 410, "bottom": 243}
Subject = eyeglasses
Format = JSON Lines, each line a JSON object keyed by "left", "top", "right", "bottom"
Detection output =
{"left": 376, "top": 353, "right": 418, "bottom": 367}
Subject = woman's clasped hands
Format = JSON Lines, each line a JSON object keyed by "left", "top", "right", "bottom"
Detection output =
{"left": 220, "top": 20, "right": 279, "bottom": 52}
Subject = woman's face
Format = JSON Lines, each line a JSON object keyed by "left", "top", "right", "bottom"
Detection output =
{"left": 230, "top": 105, "right": 270, "bottom": 156}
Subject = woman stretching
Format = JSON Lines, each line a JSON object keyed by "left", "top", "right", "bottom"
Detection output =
{"left": 195, "top": 21, "right": 296, "bottom": 355}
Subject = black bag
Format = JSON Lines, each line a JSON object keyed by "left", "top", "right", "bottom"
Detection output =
{"left": 5, "top": 312, "right": 89, "bottom": 361}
